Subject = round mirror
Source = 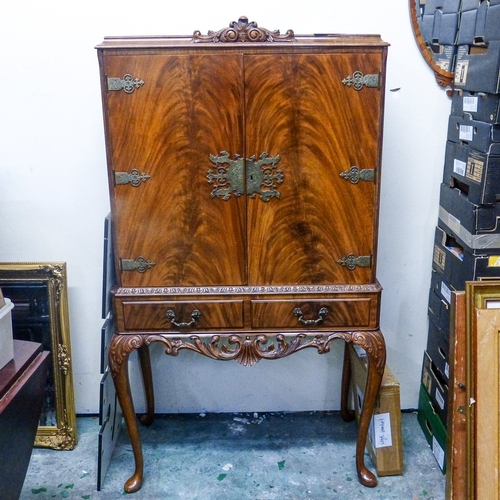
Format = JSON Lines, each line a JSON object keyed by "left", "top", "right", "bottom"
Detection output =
{"left": 409, "top": 0, "right": 455, "bottom": 88}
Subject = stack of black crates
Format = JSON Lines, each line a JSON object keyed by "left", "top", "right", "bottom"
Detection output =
{"left": 415, "top": 0, "right": 500, "bottom": 473}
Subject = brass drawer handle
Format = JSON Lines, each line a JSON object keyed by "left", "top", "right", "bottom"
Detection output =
{"left": 166, "top": 309, "right": 201, "bottom": 328}
{"left": 293, "top": 307, "right": 329, "bottom": 326}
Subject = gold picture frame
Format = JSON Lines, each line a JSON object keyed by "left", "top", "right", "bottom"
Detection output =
{"left": 0, "top": 262, "right": 77, "bottom": 450}
{"left": 465, "top": 280, "right": 500, "bottom": 500}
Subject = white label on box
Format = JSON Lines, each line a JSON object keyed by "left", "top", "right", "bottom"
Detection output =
{"left": 463, "top": 96, "right": 478, "bottom": 113}
{"left": 440, "top": 281, "right": 451, "bottom": 305}
{"left": 454, "top": 60, "right": 468, "bottom": 85}
{"left": 371, "top": 413, "right": 392, "bottom": 449}
{"left": 435, "top": 388, "right": 445, "bottom": 410}
{"left": 459, "top": 124, "right": 474, "bottom": 142}
{"left": 445, "top": 362, "right": 450, "bottom": 379}
{"left": 453, "top": 158, "right": 466, "bottom": 176}
{"left": 432, "top": 435, "right": 445, "bottom": 471}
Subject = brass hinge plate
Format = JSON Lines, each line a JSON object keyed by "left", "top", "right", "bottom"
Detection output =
{"left": 114, "top": 169, "right": 151, "bottom": 187}
{"left": 340, "top": 166, "right": 375, "bottom": 184}
{"left": 121, "top": 257, "right": 155, "bottom": 273}
{"left": 107, "top": 74, "right": 145, "bottom": 94}
{"left": 342, "top": 72, "right": 379, "bottom": 90}
{"left": 337, "top": 254, "right": 372, "bottom": 270}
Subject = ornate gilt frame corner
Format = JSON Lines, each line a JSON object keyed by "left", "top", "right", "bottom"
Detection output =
{"left": 465, "top": 280, "right": 500, "bottom": 500}
{"left": 0, "top": 262, "right": 77, "bottom": 450}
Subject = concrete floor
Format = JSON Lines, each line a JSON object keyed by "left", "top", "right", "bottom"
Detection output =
{"left": 20, "top": 411, "right": 445, "bottom": 499}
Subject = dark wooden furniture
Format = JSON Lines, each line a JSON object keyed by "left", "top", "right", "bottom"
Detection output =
{"left": 446, "top": 291, "right": 467, "bottom": 500}
{"left": 96, "top": 17, "right": 388, "bottom": 493}
{"left": 0, "top": 340, "right": 49, "bottom": 499}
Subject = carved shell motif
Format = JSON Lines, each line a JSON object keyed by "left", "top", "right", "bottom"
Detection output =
{"left": 192, "top": 16, "right": 295, "bottom": 43}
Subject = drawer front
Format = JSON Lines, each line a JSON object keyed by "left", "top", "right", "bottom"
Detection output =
{"left": 251, "top": 298, "right": 377, "bottom": 330}
{"left": 120, "top": 300, "right": 244, "bottom": 331}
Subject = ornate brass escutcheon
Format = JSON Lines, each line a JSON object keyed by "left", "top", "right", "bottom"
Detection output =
{"left": 207, "top": 151, "right": 244, "bottom": 200}
{"left": 342, "top": 71, "right": 379, "bottom": 90}
{"left": 246, "top": 152, "right": 283, "bottom": 202}
{"left": 107, "top": 74, "right": 145, "bottom": 93}
{"left": 166, "top": 309, "right": 201, "bottom": 328}
{"left": 337, "top": 254, "right": 372, "bottom": 270}
{"left": 340, "top": 166, "right": 375, "bottom": 184}
{"left": 121, "top": 256, "right": 156, "bottom": 273}
{"left": 207, "top": 151, "right": 283, "bottom": 201}
{"left": 114, "top": 169, "right": 151, "bottom": 187}
{"left": 293, "top": 306, "right": 329, "bottom": 326}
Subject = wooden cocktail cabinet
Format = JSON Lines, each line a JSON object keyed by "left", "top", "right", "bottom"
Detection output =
{"left": 96, "top": 17, "right": 388, "bottom": 493}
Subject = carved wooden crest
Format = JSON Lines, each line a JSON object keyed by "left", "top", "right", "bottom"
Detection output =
{"left": 192, "top": 16, "right": 295, "bottom": 43}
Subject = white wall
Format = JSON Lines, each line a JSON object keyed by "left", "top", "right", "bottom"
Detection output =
{"left": 0, "top": 1, "right": 451, "bottom": 413}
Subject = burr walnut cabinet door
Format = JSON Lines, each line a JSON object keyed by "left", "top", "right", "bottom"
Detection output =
{"left": 244, "top": 52, "right": 384, "bottom": 285}
{"left": 101, "top": 54, "right": 246, "bottom": 287}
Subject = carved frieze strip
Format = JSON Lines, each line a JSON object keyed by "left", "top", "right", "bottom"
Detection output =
{"left": 192, "top": 16, "right": 295, "bottom": 43}
{"left": 115, "top": 283, "right": 382, "bottom": 295}
{"left": 109, "top": 330, "right": 386, "bottom": 372}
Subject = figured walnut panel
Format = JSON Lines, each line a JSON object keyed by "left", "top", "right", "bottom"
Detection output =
{"left": 244, "top": 52, "right": 383, "bottom": 285}
{"left": 119, "top": 300, "right": 244, "bottom": 331}
{"left": 251, "top": 298, "right": 376, "bottom": 329}
{"left": 102, "top": 54, "right": 246, "bottom": 287}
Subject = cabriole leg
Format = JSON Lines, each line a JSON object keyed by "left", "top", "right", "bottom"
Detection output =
{"left": 109, "top": 334, "right": 145, "bottom": 493}
{"left": 352, "top": 329, "right": 386, "bottom": 487}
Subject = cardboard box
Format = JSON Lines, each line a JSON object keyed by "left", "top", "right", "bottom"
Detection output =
{"left": 420, "top": 0, "right": 458, "bottom": 72}
{"left": 450, "top": 89, "right": 500, "bottom": 124}
{"left": 457, "top": 0, "right": 479, "bottom": 46}
{"left": 434, "top": 9, "right": 459, "bottom": 45}
{"left": 349, "top": 344, "right": 403, "bottom": 476}
{"left": 447, "top": 114, "right": 500, "bottom": 153}
{"left": 0, "top": 298, "right": 15, "bottom": 370}
{"left": 421, "top": 350, "right": 449, "bottom": 426}
{"left": 426, "top": 319, "right": 450, "bottom": 382}
{"left": 484, "top": 1, "right": 500, "bottom": 43}
{"left": 421, "top": 10, "right": 437, "bottom": 43}
{"left": 428, "top": 272, "right": 452, "bottom": 336}
{"left": 417, "top": 384, "right": 447, "bottom": 473}
{"left": 432, "top": 224, "right": 500, "bottom": 288}
{"left": 439, "top": 183, "right": 500, "bottom": 250}
{"left": 454, "top": 40, "right": 500, "bottom": 93}
{"left": 474, "top": 0, "right": 489, "bottom": 43}
{"left": 443, "top": 141, "right": 500, "bottom": 205}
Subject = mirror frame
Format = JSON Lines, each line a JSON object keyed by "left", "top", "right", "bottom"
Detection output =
{"left": 0, "top": 262, "right": 77, "bottom": 450}
{"left": 408, "top": 0, "right": 454, "bottom": 88}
